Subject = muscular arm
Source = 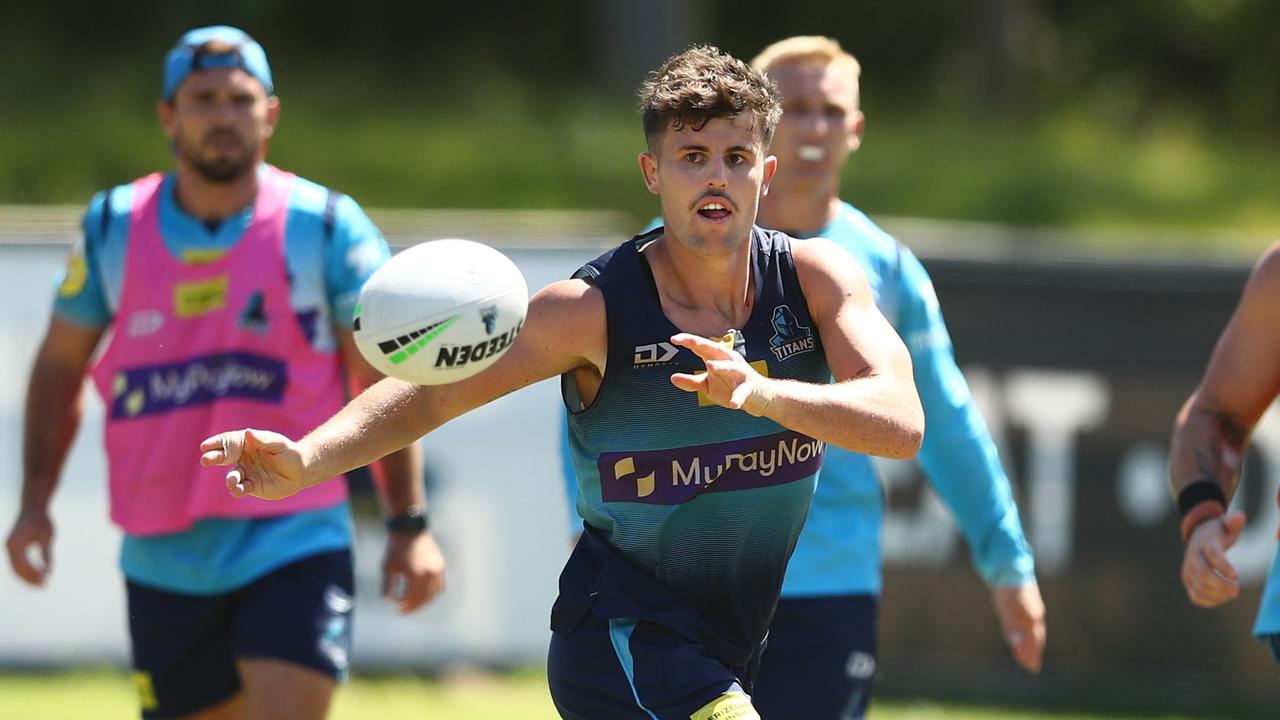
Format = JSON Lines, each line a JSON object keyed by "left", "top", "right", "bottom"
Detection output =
{"left": 1170, "top": 243, "right": 1280, "bottom": 608}
{"left": 338, "top": 329, "right": 447, "bottom": 613}
{"left": 203, "top": 279, "right": 606, "bottom": 498}
{"left": 1170, "top": 244, "right": 1280, "bottom": 531}
{"left": 776, "top": 237, "right": 923, "bottom": 458}
{"left": 6, "top": 317, "right": 104, "bottom": 584}
{"left": 337, "top": 330, "right": 425, "bottom": 517}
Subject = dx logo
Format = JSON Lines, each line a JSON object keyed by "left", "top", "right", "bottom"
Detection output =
{"left": 634, "top": 342, "right": 677, "bottom": 365}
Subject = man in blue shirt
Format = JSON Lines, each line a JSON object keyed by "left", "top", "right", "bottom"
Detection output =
{"left": 747, "top": 36, "right": 1046, "bottom": 718}
{"left": 5, "top": 26, "right": 445, "bottom": 720}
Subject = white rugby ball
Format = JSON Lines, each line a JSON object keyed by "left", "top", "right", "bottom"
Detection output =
{"left": 354, "top": 239, "right": 529, "bottom": 385}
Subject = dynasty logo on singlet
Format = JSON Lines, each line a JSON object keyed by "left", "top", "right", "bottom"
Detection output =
{"left": 768, "top": 304, "right": 815, "bottom": 361}
{"left": 598, "top": 430, "right": 825, "bottom": 504}
{"left": 109, "top": 352, "right": 286, "bottom": 419}
{"left": 633, "top": 341, "right": 678, "bottom": 366}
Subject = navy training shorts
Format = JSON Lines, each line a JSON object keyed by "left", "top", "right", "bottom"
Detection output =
{"left": 548, "top": 611, "right": 761, "bottom": 719}
{"left": 751, "top": 594, "right": 878, "bottom": 720}
{"left": 125, "top": 548, "right": 354, "bottom": 719}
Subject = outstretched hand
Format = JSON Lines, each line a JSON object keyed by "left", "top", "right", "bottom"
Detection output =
{"left": 992, "top": 583, "right": 1047, "bottom": 674}
{"left": 668, "top": 332, "right": 773, "bottom": 415}
{"left": 1181, "top": 510, "right": 1247, "bottom": 608}
{"left": 199, "top": 428, "right": 308, "bottom": 500}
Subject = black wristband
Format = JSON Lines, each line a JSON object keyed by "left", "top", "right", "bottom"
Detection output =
{"left": 385, "top": 506, "right": 428, "bottom": 534}
{"left": 1176, "top": 480, "right": 1226, "bottom": 516}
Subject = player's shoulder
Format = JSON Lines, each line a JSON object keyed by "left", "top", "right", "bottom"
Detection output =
{"left": 82, "top": 182, "right": 138, "bottom": 244}
{"left": 790, "top": 235, "right": 872, "bottom": 292}
{"left": 284, "top": 174, "right": 360, "bottom": 222}
{"left": 536, "top": 277, "right": 605, "bottom": 310}
{"left": 529, "top": 278, "right": 606, "bottom": 352}
{"left": 573, "top": 231, "right": 656, "bottom": 286}
{"left": 791, "top": 232, "right": 863, "bottom": 268}
{"left": 1246, "top": 241, "right": 1280, "bottom": 302}
{"left": 285, "top": 174, "right": 332, "bottom": 215}
{"left": 283, "top": 174, "right": 381, "bottom": 243}
{"left": 1254, "top": 241, "right": 1280, "bottom": 275}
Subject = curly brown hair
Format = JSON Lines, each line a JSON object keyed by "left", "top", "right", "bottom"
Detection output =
{"left": 639, "top": 45, "right": 782, "bottom": 151}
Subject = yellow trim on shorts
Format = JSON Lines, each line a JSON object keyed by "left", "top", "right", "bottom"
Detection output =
{"left": 690, "top": 691, "right": 759, "bottom": 720}
{"left": 132, "top": 671, "right": 158, "bottom": 711}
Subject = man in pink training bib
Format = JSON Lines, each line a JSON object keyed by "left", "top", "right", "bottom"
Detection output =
{"left": 4, "top": 25, "right": 445, "bottom": 720}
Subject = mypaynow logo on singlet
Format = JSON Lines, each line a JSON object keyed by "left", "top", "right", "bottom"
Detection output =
{"left": 599, "top": 430, "right": 824, "bottom": 504}
{"left": 109, "top": 352, "right": 286, "bottom": 419}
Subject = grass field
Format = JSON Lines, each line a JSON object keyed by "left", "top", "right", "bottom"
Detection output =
{"left": 0, "top": 669, "right": 1232, "bottom": 720}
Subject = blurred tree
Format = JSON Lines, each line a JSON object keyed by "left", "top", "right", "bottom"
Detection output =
{"left": 5, "top": 0, "right": 1280, "bottom": 231}
{"left": 6, "top": 0, "right": 1280, "bottom": 132}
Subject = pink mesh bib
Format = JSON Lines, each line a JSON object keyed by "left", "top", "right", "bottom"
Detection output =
{"left": 90, "top": 167, "right": 349, "bottom": 535}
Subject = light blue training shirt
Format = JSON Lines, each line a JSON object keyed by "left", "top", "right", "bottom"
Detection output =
{"left": 778, "top": 202, "right": 1034, "bottom": 597}
{"left": 1253, "top": 543, "right": 1280, "bottom": 641}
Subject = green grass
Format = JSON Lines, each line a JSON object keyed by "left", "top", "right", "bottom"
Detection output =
{"left": 0, "top": 669, "right": 1233, "bottom": 720}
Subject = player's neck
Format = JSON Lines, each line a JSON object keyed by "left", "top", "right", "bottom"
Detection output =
{"left": 648, "top": 235, "right": 754, "bottom": 332}
{"left": 171, "top": 163, "right": 261, "bottom": 224}
{"left": 758, "top": 183, "right": 841, "bottom": 237}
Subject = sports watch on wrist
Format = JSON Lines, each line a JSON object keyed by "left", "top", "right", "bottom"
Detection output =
{"left": 385, "top": 505, "right": 428, "bottom": 534}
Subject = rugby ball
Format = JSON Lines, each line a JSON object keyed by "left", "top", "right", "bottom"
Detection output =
{"left": 354, "top": 239, "right": 529, "bottom": 385}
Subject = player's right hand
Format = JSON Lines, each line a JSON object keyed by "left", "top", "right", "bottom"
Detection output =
{"left": 6, "top": 510, "right": 53, "bottom": 586}
{"left": 992, "top": 582, "right": 1046, "bottom": 674}
{"left": 1181, "top": 510, "right": 1247, "bottom": 608}
{"left": 200, "top": 428, "right": 308, "bottom": 500}
{"left": 669, "top": 332, "right": 774, "bottom": 415}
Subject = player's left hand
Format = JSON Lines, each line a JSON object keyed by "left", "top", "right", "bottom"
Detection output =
{"left": 1180, "top": 510, "right": 1246, "bottom": 608}
{"left": 992, "top": 582, "right": 1046, "bottom": 674}
{"left": 669, "top": 332, "right": 773, "bottom": 415}
{"left": 382, "top": 530, "right": 446, "bottom": 614}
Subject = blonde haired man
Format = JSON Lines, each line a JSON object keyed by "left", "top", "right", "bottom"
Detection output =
{"left": 749, "top": 35, "right": 1046, "bottom": 719}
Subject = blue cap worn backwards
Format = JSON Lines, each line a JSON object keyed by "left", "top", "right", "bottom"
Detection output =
{"left": 162, "top": 25, "right": 273, "bottom": 101}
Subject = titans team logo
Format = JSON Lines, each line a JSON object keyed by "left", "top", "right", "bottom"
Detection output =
{"left": 769, "top": 304, "right": 815, "bottom": 361}
{"left": 481, "top": 305, "right": 498, "bottom": 335}
{"left": 239, "top": 290, "right": 268, "bottom": 334}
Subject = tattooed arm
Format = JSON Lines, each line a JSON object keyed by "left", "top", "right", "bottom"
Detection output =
{"left": 1170, "top": 242, "right": 1280, "bottom": 607}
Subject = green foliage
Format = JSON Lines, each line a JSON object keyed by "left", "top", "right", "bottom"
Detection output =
{"left": 9, "top": 1, "right": 1280, "bottom": 246}
{"left": 848, "top": 104, "right": 1280, "bottom": 237}
{"left": 8, "top": 78, "right": 1280, "bottom": 250}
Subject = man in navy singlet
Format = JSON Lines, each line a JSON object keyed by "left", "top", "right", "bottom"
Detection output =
{"left": 202, "top": 45, "right": 925, "bottom": 719}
